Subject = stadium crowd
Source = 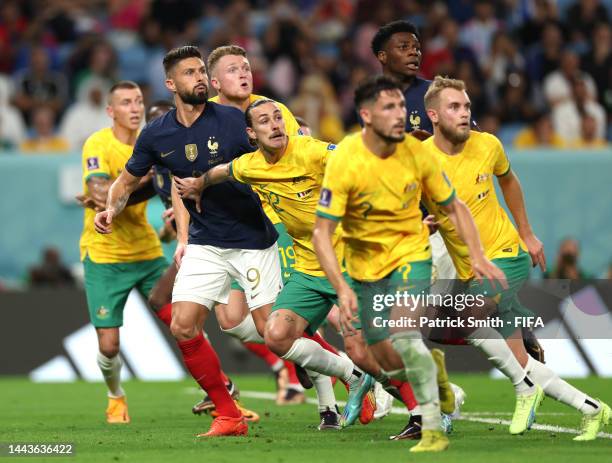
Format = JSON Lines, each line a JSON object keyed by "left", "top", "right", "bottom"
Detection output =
{"left": 0, "top": 0, "right": 610, "bottom": 152}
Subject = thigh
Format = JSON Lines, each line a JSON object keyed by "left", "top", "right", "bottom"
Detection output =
{"left": 172, "top": 300, "right": 208, "bottom": 329}
{"left": 272, "top": 272, "right": 333, "bottom": 335}
{"left": 148, "top": 261, "right": 178, "bottom": 309}
{"left": 83, "top": 257, "right": 137, "bottom": 328}
{"left": 215, "top": 289, "right": 249, "bottom": 330}
{"left": 136, "top": 257, "right": 169, "bottom": 301}
{"left": 172, "top": 245, "right": 232, "bottom": 309}
{"left": 229, "top": 243, "right": 282, "bottom": 311}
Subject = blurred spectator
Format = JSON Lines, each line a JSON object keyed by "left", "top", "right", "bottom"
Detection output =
{"left": 552, "top": 76, "right": 606, "bottom": 144}
{"left": 459, "top": 0, "right": 501, "bottom": 66}
{"left": 517, "top": 0, "right": 561, "bottom": 47}
{"left": 60, "top": 77, "right": 111, "bottom": 151}
{"left": 11, "top": 46, "right": 68, "bottom": 124}
{"left": 0, "top": 75, "right": 26, "bottom": 148}
{"left": 495, "top": 72, "right": 537, "bottom": 124}
{"left": 20, "top": 106, "right": 69, "bottom": 153}
{"left": 484, "top": 31, "right": 525, "bottom": 106}
{"left": 582, "top": 22, "right": 612, "bottom": 113}
{"left": 290, "top": 73, "right": 344, "bottom": 143}
{"left": 525, "top": 21, "right": 565, "bottom": 84}
{"left": 566, "top": 0, "right": 610, "bottom": 42}
{"left": 478, "top": 113, "right": 500, "bottom": 135}
{"left": 544, "top": 238, "right": 592, "bottom": 279}
{"left": 0, "top": 1, "right": 27, "bottom": 73}
{"left": 29, "top": 247, "right": 75, "bottom": 288}
{"left": 571, "top": 114, "right": 609, "bottom": 148}
{"left": 514, "top": 112, "right": 566, "bottom": 148}
{"left": 74, "top": 41, "right": 117, "bottom": 97}
{"left": 109, "top": 0, "right": 149, "bottom": 32}
{"left": 543, "top": 49, "right": 597, "bottom": 106}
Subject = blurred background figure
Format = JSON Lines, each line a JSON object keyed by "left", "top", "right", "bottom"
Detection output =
{"left": 0, "top": 76, "right": 26, "bottom": 150}
{"left": 28, "top": 247, "right": 75, "bottom": 288}
{"left": 544, "top": 238, "right": 592, "bottom": 280}
{"left": 20, "top": 106, "right": 69, "bottom": 153}
{"left": 514, "top": 111, "right": 566, "bottom": 148}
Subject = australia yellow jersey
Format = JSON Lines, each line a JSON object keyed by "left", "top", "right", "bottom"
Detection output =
{"left": 210, "top": 93, "right": 301, "bottom": 225}
{"left": 421, "top": 131, "right": 526, "bottom": 280}
{"left": 79, "top": 127, "right": 163, "bottom": 263}
{"left": 316, "top": 132, "right": 455, "bottom": 281}
{"left": 231, "top": 135, "right": 343, "bottom": 276}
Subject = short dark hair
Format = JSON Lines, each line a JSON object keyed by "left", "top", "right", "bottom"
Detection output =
{"left": 245, "top": 98, "right": 276, "bottom": 128}
{"left": 108, "top": 80, "right": 140, "bottom": 104}
{"left": 163, "top": 46, "right": 203, "bottom": 75}
{"left": 371, "top": 20, "right": 419, "bottom": 56}
{"left": 354, "top": 75, "right": 402, "bottom": 109}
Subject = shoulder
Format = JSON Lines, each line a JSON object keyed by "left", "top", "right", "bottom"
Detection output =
{"left": 83, "top": 127, "right": 112, "bottom": 149}
{"left": 406, "top": 77, "right": 432, "bottom": 97}
{"left": 138, "top": 110, "right": 174, "bottom": 142}
{"left": 209, "top": 101, "right": 245, "bottom": 121}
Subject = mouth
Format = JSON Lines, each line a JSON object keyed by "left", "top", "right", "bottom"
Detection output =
{"left": 130, "top": 116, "right": 141, "bottom": 124}
{"left": 458, "top": 122, "right": 469, "bottom": 129}
{"left": 194, "top": 84, "right": 207, "bottom": 92}
{"left": 240, "top": 82, "right": 249, "bottom": 89}
{"left": 405, "top": 60, "right": 419, "bottom": 71}
{"left": 269, "top": 133, "right": 283, "bottom": 140}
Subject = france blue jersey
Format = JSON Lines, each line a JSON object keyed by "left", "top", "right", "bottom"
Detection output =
{"left": 152, "top": 165, "right": 172, "bottom": 209}
{"left": 126, "top": 102, "right": 278, "bottom": 249}
{"left": 404, "top": 77, "right": 432, "bottom": 133}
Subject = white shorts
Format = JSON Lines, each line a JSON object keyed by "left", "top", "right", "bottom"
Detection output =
{"left": 172, "top": 242, "right": 282, "bottom": 311}
{"left": 430, "top": 231, "right": 457, "bottom": 295}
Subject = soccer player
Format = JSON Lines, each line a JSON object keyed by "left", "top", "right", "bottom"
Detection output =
{"left": 79, "top": 81, "right": 168, "bottom": 424}
{"left": 173, "top": 98, "right": 375, "bottom": 430}
{"left": 421, "top": 75, "right": 610, "bottom": 441}
{"left": 94, "top": 46, "right": 282, "bottom": 437}
{"left": 312, "top": 75, "right": 506, "bottom": 452}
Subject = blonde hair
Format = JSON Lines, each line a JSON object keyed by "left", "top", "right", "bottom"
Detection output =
{"left": 207, "top": 45, "right": 247, "bottom": 75}
{"left": 424, "top": 76, "right": 466, "bottom": 109}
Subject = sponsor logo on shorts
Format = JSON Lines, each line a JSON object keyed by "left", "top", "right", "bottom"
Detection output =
{"left": 319, "top": 188, "right": 332, "bottom": 207}
{"left": 87, "top": 157, "right": 99, "bottom": 170}
{"left": 96, "top": 306, "right": 109, "bottom": 319}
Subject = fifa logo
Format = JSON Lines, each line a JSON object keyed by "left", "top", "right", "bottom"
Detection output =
{"left": 185, "top": 144, "right": 198, "bottom": 162}
{"left": 208, "top": 137, "right": 219, "bottom": 155}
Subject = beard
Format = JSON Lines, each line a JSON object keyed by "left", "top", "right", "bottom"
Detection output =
{"left": 439, "top": 119, "right": 470, "bottom": 144}
{"left": 177, "top": 86, "right": 208, "bottom": 105}
{"left": 372, "top": 125, "right": 406, "bottom": 143}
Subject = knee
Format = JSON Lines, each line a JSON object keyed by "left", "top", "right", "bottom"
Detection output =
{"left": 99, "top": 341, "right": 120, "bottom": 359}
{"left": 170, "top": 318, "right": 198, "bottom": 341}
{"left": 264, "top": 322, "right": 293, "bottom": 356}
{"left": 148, "top": 291, "right": 166, "bottom": 312}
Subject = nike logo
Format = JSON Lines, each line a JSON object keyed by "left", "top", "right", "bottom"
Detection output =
{"left": 250, "top": 292, "right": 261, "bottom": 300}
{"left": 160, "top": 150, "right": 175, "bottom": 158}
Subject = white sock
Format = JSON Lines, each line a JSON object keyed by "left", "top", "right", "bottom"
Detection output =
{"left": 390, "top": 331, "right": 440, "bottom": 431}
{"left": 271, "top": 359, "right": 285, "bottom": 373}
{"left": 96, "top": 352, "right": 125, "bottom": 398}
{"left": 282, "top": 338, "right": 356, "bottom": 382}
{"left": 468, "top": 327, "right": 535, "bottom": 395}
{"left": 307, "top": 369, "right": 337, "bottom": 412}
{"left": 221, "top": 315, "right": 264, "bottom": 343}
{"left": 525, "top": 356, "right": 600, "bottom": 415}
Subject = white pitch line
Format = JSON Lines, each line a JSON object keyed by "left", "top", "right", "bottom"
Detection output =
{"left": 236, "top": 390, "right": 612, "bottom": 439}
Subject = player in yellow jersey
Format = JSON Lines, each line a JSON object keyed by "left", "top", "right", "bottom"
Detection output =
{"left": 312, "top": 75, "right": 506, "bottom": 453}
{"left": 201, "top": 44, "right": 306, "bottom": 406}
{"left": 80, "top": 81, "right": 167, "bottom": 424}
{"left": 174, "top": 98, "right": 377, "bottom": 430}
{"left": 422, "top": 75, "right": 609, "bottom": 441}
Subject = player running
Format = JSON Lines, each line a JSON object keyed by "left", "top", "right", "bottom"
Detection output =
{"left": 174, "top": 98, "right": 375, "bottom": 430}
{"left": 421, "top": 76, "right": 610, "bottom": 441}
{"left": 79, "top": 81, "right": 169, "bottom": 424}
{"left": 94, "top": 46, "right": 281, "bottom": 437}
{"left": 312, "top": 75, "right": 506, "bottom": 453}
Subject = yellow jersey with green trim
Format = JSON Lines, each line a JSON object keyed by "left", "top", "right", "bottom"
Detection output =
{"left": 316, "top": 132, "right": 455, "bottom": 281}
{"left": 421, "top": 131, "right": 526, "bottom": 280}
{"left": 231, "top": 135, "right": 343, "bottom": 276}
{"left": 79, "top": 127, "right": 163, "bottom": 263}
{"left": 209, "top": 93, "right": 301, "bottom": 225}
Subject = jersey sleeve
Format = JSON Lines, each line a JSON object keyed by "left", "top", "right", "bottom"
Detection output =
{"left": 125, "top": 127, "right": 157, "bottom": 177}
{"left": 230, "top": 154, "right": 250, "bottom": 184}
{"left": 316, "top": 145, "right": 351, "bottom": 221}
{"left": 492, "top": 135, "right": 511, "bottom": 176}
{"left": 82, "top": 134, "right": 110, "bottom": 183}
{"left": 419, "top": 150, "right": 455, "bottom": 206}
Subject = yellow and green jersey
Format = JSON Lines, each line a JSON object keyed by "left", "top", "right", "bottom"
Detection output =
{"left": 316, "top": 132, "right": 455, "bottom": 281}
{"left": 79, "top": 127, "right": 162, "bottom": 263}
{"left": 421, "top": 131, "right": 526, "bottom": 280}
{"left": 231, "top": 135, "right": 343, "bottom": 276}
{"left": 210, "top": 93, "right": 301, "bottom": 225}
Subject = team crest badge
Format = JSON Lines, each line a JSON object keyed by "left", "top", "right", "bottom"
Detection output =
{"left": 207, "top": 137, "right": 219, "bottom": 155}
{"left": 185, "top": 144, "right": 198, "bottom": 162}
{"left": 96, "top": 306, "right": 109, "bottom": 319}
{"left": 409, "top": 111, "right": 421, "bottom": 130}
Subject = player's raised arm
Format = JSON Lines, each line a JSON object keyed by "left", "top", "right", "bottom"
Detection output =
{"left": 173, "top": 162, "right": 233, "bottom": 213}
{"left": 93, "top": 169, "right": 141, "bottom": 234}
{"left": 497, "top": 169, "right": 546, "bottom": 272}
{"left": 170, "top": 179, "right": 191, "bottom": 269}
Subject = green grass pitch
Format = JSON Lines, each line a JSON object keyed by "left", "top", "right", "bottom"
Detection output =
{"left": 1, "top": 374, "right": 610, "bottom": 462}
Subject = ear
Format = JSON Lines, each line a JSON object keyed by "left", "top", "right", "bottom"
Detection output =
{"left": 426, "top": 108, "right": 438, "bottom": 124}
{"left": 246, "top": 126, "right": 257, "bottom": 142}
{"left": 165, "top": 76, "right": 176, "bottom": 93}
{"left": 377, "top": 50, "right": 387, "bottom": 66}
{"left": 211, "top": 75, "right": 220, "bottom": 91}
{"left": 106, "top": 104, "right": 114, "bottom": 119}
{"left": 359, "top": 107, "right": 372, "bottom": 126}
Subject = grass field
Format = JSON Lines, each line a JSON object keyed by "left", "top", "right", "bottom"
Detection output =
{"left": 1, "top": 374, "right": 610, "bottom": 462}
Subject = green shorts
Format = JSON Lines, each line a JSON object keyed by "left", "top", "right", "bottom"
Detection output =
{"left": 356, "top": 260, "right": 432, "bottom": 346}
{"left": 272, "top": 271, "right": 353, "bottom": 335}
{"left": 83, "top": 255, "right": 168, "bottom": 328}
{"left": 468, "top": 250, "right": 533, "bottom": 338}
{"left": 231, "top": 222, "right": 295, "bottom": 291}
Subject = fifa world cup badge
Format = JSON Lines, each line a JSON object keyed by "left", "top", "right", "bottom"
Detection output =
{"left": 185, "top": 144, "right": 198, "bottom": 162}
